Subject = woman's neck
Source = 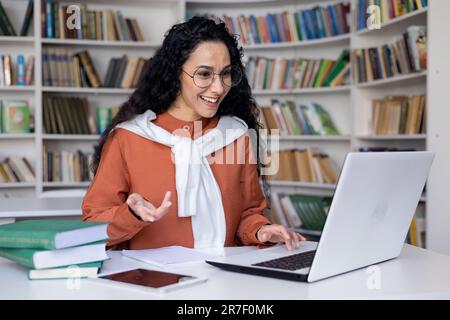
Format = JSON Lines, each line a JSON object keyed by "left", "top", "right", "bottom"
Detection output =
{"left": 167, "top": 105, "right": 202, "bottom": 122}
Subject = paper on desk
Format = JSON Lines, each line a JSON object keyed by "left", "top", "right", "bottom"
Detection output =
{"left": 121, "top": 246, "right": 223, "bottom": 267}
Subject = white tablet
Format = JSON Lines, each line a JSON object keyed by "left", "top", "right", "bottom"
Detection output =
{"left": 91, "top": 268, "right": 208, "bottom": 294}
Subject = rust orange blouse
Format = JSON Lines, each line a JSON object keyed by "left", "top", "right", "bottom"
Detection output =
{"left": 82, "top": 111, "right": 271, "bottom": 249}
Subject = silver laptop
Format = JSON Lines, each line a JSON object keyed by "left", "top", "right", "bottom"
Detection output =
{"left": 206, "top": 151, "right": 435, "bottom": 282}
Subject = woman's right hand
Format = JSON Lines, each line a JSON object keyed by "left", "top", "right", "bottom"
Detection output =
{"left": 126, "top": 191, "right": 172, "bottom": 222}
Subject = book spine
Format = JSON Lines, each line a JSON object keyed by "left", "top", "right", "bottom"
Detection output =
{"left": 20, "top": 0, "right": 34, "bottom": 36}
{"left": 17, "top": 55, "right": 26, "bottom": 86}
{"left": 45, "top": 0, "right": 54, "bottom": 39}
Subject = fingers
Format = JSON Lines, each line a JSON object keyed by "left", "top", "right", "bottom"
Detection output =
{"left": 152, "top": 191, "right": 172, "bottom": 221}
{"left": 291, "top": 232, "right": 302, "bottom": 249}
{"left": 126, "top": 193, "right": 140, "bottom": 207}
{"left": 277, "top": 226, "right": 293, "bottom": 251}
{"left": 258, "top": 230, "right": 271, "bottom": 243}
{"left": 258, "top": 224, "right": 307, "bottom": 251}
{"left": 127, "top": 192, "right": 172, "bottom": 223}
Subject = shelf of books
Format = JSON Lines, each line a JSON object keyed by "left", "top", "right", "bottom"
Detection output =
{"left": 0, "top": 0, "right": 183, "bottom": 199}
{"left": 0, "top": 1, "right": 39, "bottom": 196}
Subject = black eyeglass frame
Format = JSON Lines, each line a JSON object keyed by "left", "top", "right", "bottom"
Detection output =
{"left": 181, "top": 66, "right": 242, "bottom": 88}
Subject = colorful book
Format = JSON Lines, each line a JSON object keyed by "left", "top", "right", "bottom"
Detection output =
{"left": 1, "top": 100, "right": 30, "bottom": 133}
{"left": 313, "top": 103, "right": 340, "bottom": 135}
{"left": 96, "top": 107, "right": 111, "bottom": 134}
{"left": 17, "top": 55, "right": 26, "bottom": 86}
{"left": 0, "top": 220, "right": 108, "bottom": 249}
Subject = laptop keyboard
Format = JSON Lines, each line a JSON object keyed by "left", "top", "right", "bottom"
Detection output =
{"left": 252, "top": 250, "right": 316, "bottom": 271}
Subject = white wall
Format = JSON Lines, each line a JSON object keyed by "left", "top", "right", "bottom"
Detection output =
{"left": 427, "top": 0, "right": 450, "bottom": 255}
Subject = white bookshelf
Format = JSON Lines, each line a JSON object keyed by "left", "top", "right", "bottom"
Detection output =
{"left": 0, "top": 133, "right": 35, "bottom": 139}
{"left": 354, "top": 71, "right": 427, "bottom": 88}
{"left": 0, "top": 183, "right": 36, "bottom": 189}
{"left": 252, "top": 86, "right": 351, "bottom": 96}
{"left": 2, "top": 0, "right": 448, "bottom": 254}
{"left": 0, "top": 86, "right": 35, "bottom": 91}
{"left": 0, "top": 36, "right": 35, "bottom": 43}
{"left": 278, "top": 135, "right": 352, "bottom": 142}
{"left": 41, "top": 86, "right": 135, "bottom": 94}
{"left": 42, "top": 182, "right": 91, "bottom": 188}
{"left": 0, "top": 0, "right": 184, "bottom": 199}
{"left": 41, "top": 38, "right": 161, "bottom": 48}
{"left": 243, "top": 33, "right": 350, "bottom": 50}
{"left": 42, "top": 134, "right": 101, "bottom": 141}
{"left": 355, "top": 134, "right": 427, "bottom": 141}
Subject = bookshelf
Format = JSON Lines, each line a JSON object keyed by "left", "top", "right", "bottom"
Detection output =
{"left": 2, "top": 0, "right": 448, "bottom": 254}
{"left": 351, "top": 0, "right": 429, "bottom": 251}
{"left": 0, "top": 0, "right": 184, "bottom": 199}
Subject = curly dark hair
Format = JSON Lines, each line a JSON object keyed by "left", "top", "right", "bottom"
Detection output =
{"left": 91, "top": 16, "right": 270, "bottom": 205}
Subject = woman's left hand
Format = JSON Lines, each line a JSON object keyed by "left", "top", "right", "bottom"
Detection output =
{"left": 256, "top": 224, "right": 306, "bottom": 251}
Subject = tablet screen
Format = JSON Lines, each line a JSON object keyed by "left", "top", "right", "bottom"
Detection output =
{"left": 99, "top": 269, "right": 196, "bottom": 289}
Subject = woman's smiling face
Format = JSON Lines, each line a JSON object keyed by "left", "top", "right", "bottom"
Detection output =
{"left": 170, "top": 41, "right": 232, "bottom": 121}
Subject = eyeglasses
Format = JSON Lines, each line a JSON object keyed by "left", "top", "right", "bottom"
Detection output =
{"left": 182, "top": 65, "right": 242, "bottom": 88}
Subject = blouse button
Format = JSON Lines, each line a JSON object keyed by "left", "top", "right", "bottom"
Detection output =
{"left": 183, "top": 125, "right": 190, "bottom": 131}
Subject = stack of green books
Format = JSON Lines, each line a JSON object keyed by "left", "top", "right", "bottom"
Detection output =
{"left": 0, "top": 220, "right": 109, "bottom": 280}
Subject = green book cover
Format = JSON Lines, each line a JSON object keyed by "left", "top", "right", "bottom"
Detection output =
{"left": 286, "top": 101, "right": 304, "bottom": 135}
{"left": 290, "top": 195, "right": 328, "bottom": 231}
{"left": 313, "top": 103, "right": 340, "bottom": 135}
{"left": 0, "top": 220, "right": 108, "bottom": 250}
{"left": 293, "top": 13, "right": 302, "bottom": 41}
{"left": 281, "top": 104, "right": 302, "bottom": 135}
{"left": 298, "top": 199, "right": 321, "bottom": 230}
{"left": 2, "top": 101, "right": 30, "bottom": 133}
{"left": 322, "top": 49, "right": 350, "bottom": 87}
{"left": 0, "top": 247, "right": 36, "bottom": 268}
{"left": 290, "top": 195, "right": 315, "bottom": 230}
{"left": 313, "top": 59, "right": 329, "bottom": 88}
{"left": 96, "top": 107, "right": 111, "bottom": 135}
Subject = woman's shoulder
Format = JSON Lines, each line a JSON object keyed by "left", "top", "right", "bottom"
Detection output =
{"left": 102, "top": 128, "right": 141, "bottom": 152}
{"left": 109, "top": 127, "right": 147, "bottom": 142}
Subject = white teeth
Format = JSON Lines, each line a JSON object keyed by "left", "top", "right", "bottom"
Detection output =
{"left": 200, "top": 96, "right": 219, "bottom": 103}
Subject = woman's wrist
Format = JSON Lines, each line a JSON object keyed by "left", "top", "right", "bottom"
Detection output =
{"left": 128, "top": 205, "right": 142, "bottom": 221}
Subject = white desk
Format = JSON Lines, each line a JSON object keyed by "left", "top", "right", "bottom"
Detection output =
{"left": 1, "top": 244, "right": 450, "bottom": 300}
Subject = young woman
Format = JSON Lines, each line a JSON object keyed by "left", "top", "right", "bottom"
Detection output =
{"left": 82, "top": 17, "right": 305, "bottom": 250}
